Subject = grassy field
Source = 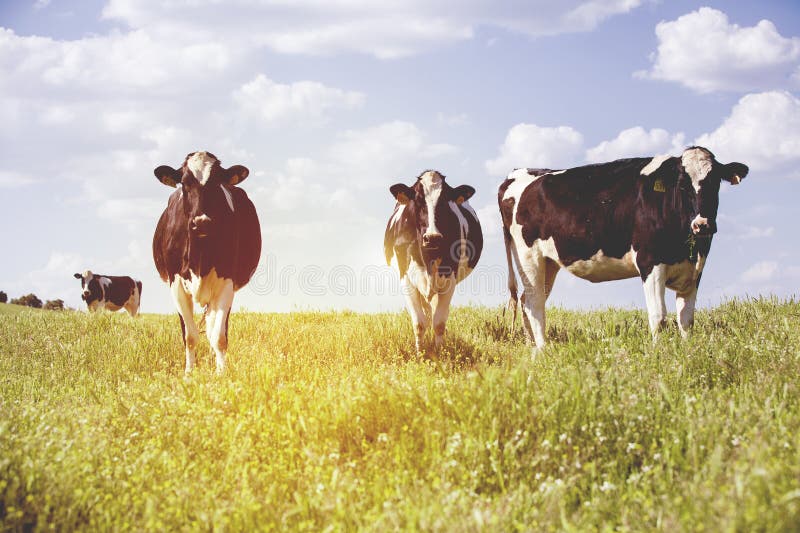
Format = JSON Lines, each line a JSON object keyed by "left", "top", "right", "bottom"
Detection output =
{"left": 1, "top": 297, "right": 800, "bottom": 531}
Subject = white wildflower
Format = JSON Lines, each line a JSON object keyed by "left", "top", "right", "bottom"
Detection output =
{"left": 599, "top": 481, "right": 616, "bottom": 492}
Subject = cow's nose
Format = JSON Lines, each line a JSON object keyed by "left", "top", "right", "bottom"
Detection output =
{"left": 691, "top": 216, "right": 716, "bottom": 236}
{"left": 82, "top": 290, "right": 90, "bottom": 298}
{"left": 422, "top": 232, "right": 443, "bottom": 248}
{"left": 191, "top": 214, "right": 212, "bottom": 235}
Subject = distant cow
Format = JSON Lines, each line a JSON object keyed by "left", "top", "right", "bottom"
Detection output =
{"left": 500, "top": 146, "right": 749, "bottom": 352}
{"left": 385, "top": 170, "right": 483, "bottom": 351}
{"left": 153, "top": 151, "right": 261, "bottom": 373}
{"left": 73, "top": 271, "right": 142, "bottom": 316}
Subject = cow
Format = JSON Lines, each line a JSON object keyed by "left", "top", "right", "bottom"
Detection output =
{"left": 385, "top": 170, "right": 483, "bottom": 352}
{"left": 500, "top": 146, "right": 749, "bottom": 353}
{"left": 152, "top": 151, "right": 261, "bottom": 374}
{"left": 73, "top": 271, "right": 142, "bottom": 316}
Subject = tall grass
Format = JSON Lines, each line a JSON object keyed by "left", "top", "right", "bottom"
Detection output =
{"left": 1, "top": 298, "right": 799, "bottom": 531}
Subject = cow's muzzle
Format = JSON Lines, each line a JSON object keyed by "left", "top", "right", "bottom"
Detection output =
{"left": 691, "top": 215, "right": 717, "bottom": 237}
{"left": 82, "top": 291, "right": 90, "bottom": 300}
{"left": 191, "top": 214, "right": 212, "bottom": 237}
{"left": 421, "top": 232, "right": 443, "bottom": 249}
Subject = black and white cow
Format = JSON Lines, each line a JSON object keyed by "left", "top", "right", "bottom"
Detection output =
{"left": 500, "top": 146, "right": 749, "bottom": 352}
{"left": 73, "top": 271, "right": 142, "bottom": 316}
{"left": 385, "top": 170, "right": 483, "bottom": 351}
{"left": 153, "top": 151, "right": 261, "bottom": 373}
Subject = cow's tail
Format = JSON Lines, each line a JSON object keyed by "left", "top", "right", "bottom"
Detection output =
{"left": 199, "top": 305, "right": 209, "bottom": 333}
{"left": 503, "top": 223, "right": 519, "bottom": 326}
{"left": 136, "top": 280, "right": 143, "bottom": 300}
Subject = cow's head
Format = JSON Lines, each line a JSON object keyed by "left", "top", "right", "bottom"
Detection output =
{"left": 681, "top": 146, "right": 748, "bottom": 237}
{"left": 154, "top": 151, "right": 249, "bottom": 239}
{"left": 73, "top": 270, "right": 101, "bottom": 303}
{"left": 389, "top": 170, "right": 475, "bottom": 273}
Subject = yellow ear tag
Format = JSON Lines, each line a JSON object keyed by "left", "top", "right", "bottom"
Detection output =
{"left": 653, "top": 179, "right": 665, "bottom": 193}
{"left": 456, "top": 196, "right": 465, "bottom": 205}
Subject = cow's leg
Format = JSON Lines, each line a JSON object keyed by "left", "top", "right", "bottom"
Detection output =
{"left": 676, "top": 286, "right": 698, "bottom": 338}
{"left": 544, "top": 258, "right": 560, "bottom": 300}
{"left": 170, "top": 280, "right": 198, "bottom": 373}
{"left": 401, "top": 277, "right": 430, "bottom": 353}
{"left": 124, "top": 293, "right": 139, "bottom": 317}
{"left": 518, "top": 291, "right": 532, "bottom": 340}
{"left": 206, "top": 280, "right": 234, "bottom": 374}
{"left": 431, "top": 278, "right": 457, "bottom": 350}
{"left": 642, "top": 264, "right": 668, "bottom": 336}
{"left": 519, "top": 259, "right": 559, "bottom": 344}
{"left": 130, "top": 286, "right": 141, "bottom": 317}
{"left": 519, "top": 255, "right": 548, "bottom": 353}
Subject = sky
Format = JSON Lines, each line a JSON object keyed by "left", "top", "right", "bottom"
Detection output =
{"left": 1, "top": 0, "right": 799, "bottom": 314}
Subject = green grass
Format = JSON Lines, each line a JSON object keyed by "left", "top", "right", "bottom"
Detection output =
{"left": 1, "top": 297, "right": 800, "bottom": 531}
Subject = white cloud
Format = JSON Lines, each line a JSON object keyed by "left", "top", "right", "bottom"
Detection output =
{"left": 694, "top": 91, "right": 800, "bottom": 174}
{"left": 328, "top": 121, "right": 459, "bottom": 187}
{"left": 101, "top": 0, "right": 643, "bottom": 59}
{"left": 0, "top": 28, "right": 235, "bottom": 97}
{"left": 233, "top": 74, "right": 365, "bottom": 125}
{"left": 252, "top": 119, "right": 458, "bottom": 226}
{"left": 586, "top": 127, "right": 685, "bottom": 162}
{"left": 254, "top": 158, "right": 325, "bottom": 213}
{"left": 562, "top": 0, "right": 642, "bottom": 32}
{"left": 740, "top": 261, "right": 779, "bottom": 283}
{"left": 0, "top": 171, "right": 39, "bottom": 188}
{"left": 740, "top": 226, "right": 775, "bottom": 240}
{"left": 475, "top": 202, "right": 502, "bottom": 240}
{"left": 485, "top": 123, "right": 584, "bottom": 175}
{"left": 637, "top": 7, "right": 800, "bottom": 93}
{"left": 436, "top": 112, "right": 470, "bottom": 127}
{"left": 489, "top": 93, "right": 800, "bottom": 179}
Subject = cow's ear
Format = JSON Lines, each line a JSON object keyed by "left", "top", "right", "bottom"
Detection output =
{"left": 390, "top": 183, "right": 415, "bottom": 204}
{"left": 722, "top": 162, "right": 749, "bottom": 185}
{"left": 73, "top": 273, "right": 82, "bottom": 280}
{"left": 225, "top": 165, "right": 249, "bottom": 186}
{"left": 450, "top": 185, "right": 476, "bottom": 205}
{"left": 154, "top": 165, "right": 181, "bottom": 188}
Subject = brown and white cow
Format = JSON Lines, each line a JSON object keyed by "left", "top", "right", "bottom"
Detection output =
{"left": 500, "top": 146, "right": 749, "bottom": 353}
{"left": 73, "top": 271, "right": 142, "bottom": 316}
{"left": 153, "top": 151, "right": 261, "bottom": 373}
{"left": 385, "top": 170, "right": 483, "bottom": 352}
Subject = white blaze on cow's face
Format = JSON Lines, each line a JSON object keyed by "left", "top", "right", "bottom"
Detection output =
{"left": 419, "top": 170, "right": 444, "bottom": 247}
{"left": 80, "top": 270, "right": 93, "bottom": 298}
{"left": 682, "top": 147, "right": 714, "bottom": 193}
{"left": 682, "top": 147, "right": 720, "bottom": 236}
{"left": 181, "top": 151, "right": 230, "bottom": 238}
{"left": 186, "top": 151, "right": 217, "bottom": 185}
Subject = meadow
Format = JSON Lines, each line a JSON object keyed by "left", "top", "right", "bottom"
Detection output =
{"left": 1, "top": 297, "right": 799, "bottom": 531}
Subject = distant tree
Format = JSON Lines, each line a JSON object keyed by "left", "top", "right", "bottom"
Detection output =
{"left": 43, "top": 299, "right": 66, "bottom": 311}
{"left": 10, "top": 293, "right": 43, "bottom": 309}
{"left": 0, "top": 291, "right": 6, "bottom": 303}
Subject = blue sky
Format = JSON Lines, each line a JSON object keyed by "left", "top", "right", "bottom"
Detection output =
{"left": 1, "top": 0, "right": 798, "bottom": 314}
